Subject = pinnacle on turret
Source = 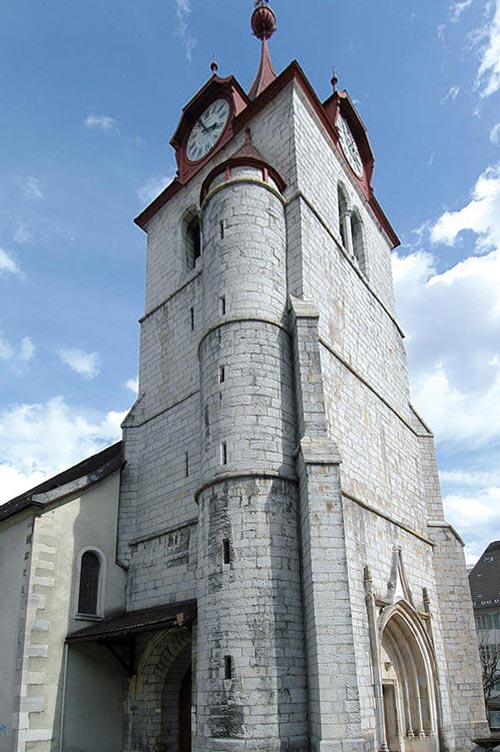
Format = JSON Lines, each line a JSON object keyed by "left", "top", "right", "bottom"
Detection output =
{"left": 248, "top": 1, "right": 277, "bottom": 100}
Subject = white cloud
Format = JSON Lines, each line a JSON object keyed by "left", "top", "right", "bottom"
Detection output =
{"left": 444, "top": 487, "right": 500, "bottom": 565}
{"left": 441, "top": 468, "right": 500, "bottom": 487}
{"left": 137, "top": 175, "right": 173, "bottom": 204}
{"left": 394, "top": 171, "right": 500, "bottom": 557}
{"left": 20, "top": 175, "right": 44, "bottom": 201}
{"left": 125, "top": 377, "right": 139, "bottom": 395}
{"left": 0, "top": 465, "right": 48, "bottom": 504}
{"left": 477, "top": 0, "right": 500, "bottom": 97}
{"left": 175, "top": 0, "right": 197, "bottom": 63}
{"left": 84, "top": 114, "right": 121, "bottom": 135}
{"left": 58, "top": 348, "right": 100, "bottom": 379}
{"left": 450, "top": 0, "right": 473, "bottom": 22}
{"left": 0, "top": 396, "right": 125, "bottom": 504}
{"left": 13, "top": 223, "right": 33, "bottom": 245}
{"left": 441, "top": 84, "right": 461, "bottom": 103}
{"left": 0, "top": 334, "right": 35, "bottom": 368}
{"left": 430, "top": 163, "right": 500, "bottom": 249}
{"left": 0, "top": 337, "right": 13, "bottom": 361}
{"left": 19, "top": 337, "right": 35, "bottom": 362}
{"left": 490, "top": 122, "right": 500, "bottom": 143}
{"left": 0, "top": 248, "right": 23, "bottom": 277}
{"left": 411, "top": 361, "right": 500, "bottom": 445}
{"left": 393, "top": 161, "right": 500, "bottom": 449}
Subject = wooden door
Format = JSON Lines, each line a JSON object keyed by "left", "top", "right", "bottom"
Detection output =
{"left": 179, "top": 666, "right": 192, "bottom": 752}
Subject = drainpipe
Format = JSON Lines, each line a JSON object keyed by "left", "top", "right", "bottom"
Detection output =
{"left": 59, "top": 643, "right": 69, "bottom": 752}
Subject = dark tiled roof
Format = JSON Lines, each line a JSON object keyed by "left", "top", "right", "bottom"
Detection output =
{"left": 469, "top": 540, "right": 500, "bottom": 608}
{"left": 0, "top": 442, "right": 122, "bottom": 524}
{"left": 66, "top": 600, "right": 197, "bottom": 643}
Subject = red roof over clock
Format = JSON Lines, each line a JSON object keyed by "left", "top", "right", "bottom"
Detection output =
{"left": 135, "top": 3, "right": 399, "bottom": 249}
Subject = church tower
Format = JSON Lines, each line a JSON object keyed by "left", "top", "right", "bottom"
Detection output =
{"left": 118, "top": 4, "right": 488, "bottom": 751}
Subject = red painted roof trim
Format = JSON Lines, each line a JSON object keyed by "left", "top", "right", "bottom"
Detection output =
{"left": 135, "top": 60, "right": 400, "bottom": 248}
{"left": 200, "top": 154, "right": 286, "bottom": 204}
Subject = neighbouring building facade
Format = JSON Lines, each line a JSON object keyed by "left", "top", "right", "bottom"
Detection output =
{"left": 0, "top": 3, "right": 489, "bottom": 752}
{"left": 0, "top": 443, "right": 126, "bottom": 752}
{"left": 470, "top": 541, "right": 500, "bottom": 731}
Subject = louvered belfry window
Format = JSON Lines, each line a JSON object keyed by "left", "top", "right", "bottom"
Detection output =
{"left": 78, "top": 551, "right": 100, "bottom": 615}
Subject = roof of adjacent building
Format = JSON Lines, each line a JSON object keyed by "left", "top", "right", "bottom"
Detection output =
{"left": 469, "top": 540, "right": 500, "bottom": 609}
{"left": 0, "top": 442, "right": 123, "bottom": 524}
{"left": 66, "top": 600, "right": 197, "bottom": 644}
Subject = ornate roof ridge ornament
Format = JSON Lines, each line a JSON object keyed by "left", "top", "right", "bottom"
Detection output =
{"left": 248, "top": 0, "right": 277, "bottom": 100}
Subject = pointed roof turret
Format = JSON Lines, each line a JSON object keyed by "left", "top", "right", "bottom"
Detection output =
{"left": 248, "top": 1, "right": 277, "bottom": 100}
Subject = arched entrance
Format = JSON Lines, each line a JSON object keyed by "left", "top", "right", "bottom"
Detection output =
{"left": 380, "top": 602, "right": 439, "bottom": 752}
{"left": 160, "top": 646, "right": 192, "bottom": 752}
{"left": 127, "top": 629, "right": 193, "bottom": 752}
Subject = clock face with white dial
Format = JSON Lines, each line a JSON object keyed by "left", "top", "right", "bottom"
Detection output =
{"left": 337, "top": 114, "right": 363, "bottom": 178}
{"left": 186, "top": 98, "right": 231, "bottom": 163}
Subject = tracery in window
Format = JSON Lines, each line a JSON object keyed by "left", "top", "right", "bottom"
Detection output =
{"left": 337, "top": 184, "right": 368, "bottom": 277}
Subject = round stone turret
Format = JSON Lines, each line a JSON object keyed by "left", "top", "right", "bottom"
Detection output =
{"left": 194, "top": 161, "right": 308, "bottom": 751}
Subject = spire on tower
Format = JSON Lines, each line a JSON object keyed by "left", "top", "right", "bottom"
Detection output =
{"left": 248, "top": 1, "right": 277, "bottom": 101}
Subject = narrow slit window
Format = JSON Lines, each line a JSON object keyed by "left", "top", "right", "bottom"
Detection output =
{"left": 185, "top": 215, "right": 201, "bottom": 271}
{"left": 220, "top": 296, "right": 226, "bottom": 315}
{"left": 224, "top": 655, "right": 232, "bottom": 680}
{"left": 185, "top": 452, "right": 189, "bottom": 478}
{"left": 222, "top": 538, "right": 231, "bottom": 564}
{"left": 219, "top": 366, "right": 225, "bottom": 383}
{"left": 220, "top": 220, "right": 225, "bottom": 239}
{"left": 190, "top": 307, "right": 195, "bottom": 331}
{"left": 221, "top": 442, "right": 227, "bottom": 466}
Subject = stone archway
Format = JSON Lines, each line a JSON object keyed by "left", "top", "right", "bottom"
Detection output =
{"left": 160, "top": 646, "right": 192, "bottom": 752}
{"left": 380, "top": 602, "right": 438, "bottom": 752}
{"left": 127, "top": 628, "right": 193, "bottom": 752}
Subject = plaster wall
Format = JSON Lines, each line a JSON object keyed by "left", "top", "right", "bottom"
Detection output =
{"left": 1, "top": 471, "right": 125, "bottom": 752}
{"left": 63, "top": 643, "right": 124, "bottom": 752}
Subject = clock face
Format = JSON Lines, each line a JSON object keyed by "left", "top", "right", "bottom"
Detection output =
{"left": 186, "top": 99, "right": 231, "bottom": 163}
{"left": 337, "top": 114, "right": 363, "bottom": 178}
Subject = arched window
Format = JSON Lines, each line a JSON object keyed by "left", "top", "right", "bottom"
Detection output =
{"left": 337, "top": 184, "right": 369, "bottom": 278}
{"left": 184, "top": 213, "right": 201, "bottom": 271}
{"left": 351, "top": 210, "right": 367, "bottom": 274}
{"left": 77, "top": 550, "right": 101, "bottom": 616}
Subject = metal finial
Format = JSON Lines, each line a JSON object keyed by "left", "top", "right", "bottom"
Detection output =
{"left": 211, "top": 56, "right": 219, "bottom": 75}
{"left": 331, "top": 67, "right": 339, "bottom": 93}
{"left": 251, "top": 0, "right": 276, "bottom": 41}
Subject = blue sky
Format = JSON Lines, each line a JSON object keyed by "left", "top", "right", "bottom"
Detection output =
{"left": 1, "top": 0, "right": 499, "bottom": 563}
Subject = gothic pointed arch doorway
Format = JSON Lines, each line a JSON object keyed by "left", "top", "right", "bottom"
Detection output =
{"left": 380, "top": 601, "right": 439, "bottom": 752}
